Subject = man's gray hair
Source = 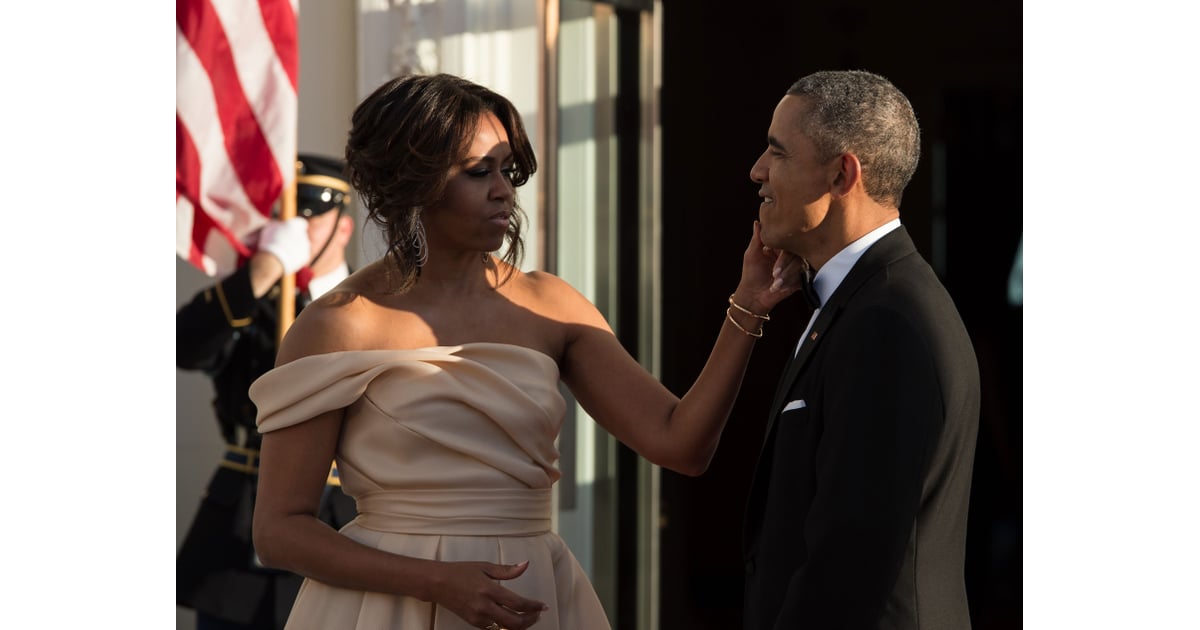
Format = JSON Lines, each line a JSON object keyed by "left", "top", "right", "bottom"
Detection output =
{"left": 787, "top": 70, "right": 921, "bottom": 208}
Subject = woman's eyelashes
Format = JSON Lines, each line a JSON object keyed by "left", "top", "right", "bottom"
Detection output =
{"left": 465, "top": 165, "right": 518, "bottom": 182}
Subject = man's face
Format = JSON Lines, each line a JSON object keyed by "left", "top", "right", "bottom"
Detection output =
{"left": 305, "top": 209, "right": 341, "bottom": 257}
{"left": 749, "top": 95, "right": 837, "bottom": 255}
{"left": 303, "top": 209, "right": 350, "bottom": 274}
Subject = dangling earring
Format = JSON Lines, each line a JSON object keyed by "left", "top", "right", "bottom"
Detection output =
{"left": 411, "top": 213, "right": 429, "bottom": 268}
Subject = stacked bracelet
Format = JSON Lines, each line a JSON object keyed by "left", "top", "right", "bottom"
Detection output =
{"left": 728, "top": 295, "right": 770, "bottom": 321}
{"left": 726, "top": 307, "right": 764, "bottom": 337}
{"left": 726, "top": 295, "right": 768, "bottom": 338}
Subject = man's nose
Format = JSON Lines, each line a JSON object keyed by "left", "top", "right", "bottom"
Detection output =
{"left": 750, "top": 154, "right": 767, "bottom": 182}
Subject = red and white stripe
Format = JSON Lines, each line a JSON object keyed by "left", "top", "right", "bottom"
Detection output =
{"left": 176, "top": 0, "right": 299, "bottom": 277}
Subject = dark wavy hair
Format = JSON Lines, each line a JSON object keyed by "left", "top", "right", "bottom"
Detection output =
{"left": 787, "top": 70, "right": 920, "bottom": 208}
{"left": 345, "top": 73, "right": 537, "bottom": 292}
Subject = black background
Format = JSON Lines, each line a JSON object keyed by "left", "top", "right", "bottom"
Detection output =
{"left": 648, "top": 1, "right": 1022, "bottom": 628}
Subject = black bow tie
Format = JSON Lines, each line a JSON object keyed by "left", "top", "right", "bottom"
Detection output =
{"left": 800, "top": 267, "right": 821, "bottom": 310}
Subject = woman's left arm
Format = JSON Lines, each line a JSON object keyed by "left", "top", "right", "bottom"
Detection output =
{"left": 558, "top": 221, "right": 803, "bottom": 475}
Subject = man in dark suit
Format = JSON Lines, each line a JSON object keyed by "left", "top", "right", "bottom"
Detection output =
{"left": 177, "top": 154, "right": 358, "bottom": 630}
{"left": 742, "top": 70, "right": 980, "bottom": 629}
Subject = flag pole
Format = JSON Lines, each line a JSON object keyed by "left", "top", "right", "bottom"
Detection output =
{"left": 276, "top": 159, "right": 298, "bottom": 347}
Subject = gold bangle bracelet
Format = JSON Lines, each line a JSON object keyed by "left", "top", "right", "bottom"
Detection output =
{"left": 728, "top": 294, "right": 769, "bottom": 321}
{"left": 726, "top": 307, "right": 764, "bottom": 338}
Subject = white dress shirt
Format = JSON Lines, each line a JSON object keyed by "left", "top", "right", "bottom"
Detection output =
{"left": 307, "top": 262, "right": 350, "bottom": 300}
{"left": 794, "top": 219, "right": 901, "bottom": 357}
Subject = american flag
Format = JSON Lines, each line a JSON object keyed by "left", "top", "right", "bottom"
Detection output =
{"left": 176, "top": 0, "right": 299, "bottom": 277}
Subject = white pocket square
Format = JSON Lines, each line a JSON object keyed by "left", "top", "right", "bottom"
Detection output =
{"left": 782, "top": 399, "right": 807, "bottom": 412}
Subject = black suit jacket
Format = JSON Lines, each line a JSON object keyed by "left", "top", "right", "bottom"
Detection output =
{"left": 743, "top": 226, "right": 980, "bottom": 630}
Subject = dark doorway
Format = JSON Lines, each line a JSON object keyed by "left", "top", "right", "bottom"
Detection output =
{"left": 655, "top": 2, "right": 1022, "bottom": 629}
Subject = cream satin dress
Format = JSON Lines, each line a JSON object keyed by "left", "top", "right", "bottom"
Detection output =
{"left": 250, "top": 343, "right": 611, "bottom": 630}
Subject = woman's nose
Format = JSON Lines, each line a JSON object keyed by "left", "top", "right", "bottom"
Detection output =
{"left": 492, "top": 172, "right": 514, "bottom": 199}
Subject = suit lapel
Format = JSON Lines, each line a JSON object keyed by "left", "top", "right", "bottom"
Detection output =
{"left": 762, "top": 307, "right": 832, "bottom": 443}
{"left": 759, "top": 226, "right": 921, "bottom": 445}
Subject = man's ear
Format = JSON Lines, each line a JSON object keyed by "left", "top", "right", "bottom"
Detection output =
{"left": 337, "top": 213, "right": 355, "bottom": 237}
{"left": 830, "top": 153, "right": 862, "bottom": 199}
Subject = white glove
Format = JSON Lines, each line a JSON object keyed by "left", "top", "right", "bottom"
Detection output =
{"left": 258, "top": 217, "right": 310, "bottom": 274}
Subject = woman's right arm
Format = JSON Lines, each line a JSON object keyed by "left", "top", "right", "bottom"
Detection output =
{"left": 252, "top": 302, "right": 548, "bottom": 630}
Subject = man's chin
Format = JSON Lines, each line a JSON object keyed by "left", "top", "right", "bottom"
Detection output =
{"left": 764, "top": 234, "right": 807, "bottom": 260}
{"left": 758, "top": 227, "right": 783, "bottom": 251}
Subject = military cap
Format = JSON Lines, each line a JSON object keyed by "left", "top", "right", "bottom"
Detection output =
{"left": 296, "top": 153, "right": 352, "bottom": 218}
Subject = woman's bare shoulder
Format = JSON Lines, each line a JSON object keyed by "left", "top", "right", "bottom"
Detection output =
{"left": 274, "top": 289, "right": 377, "bottom": 365}
{"left": 276, "top": 261, "right": 428, "bottom": 364}
{"left": 508, "top": 268, "right": 609, "bottom": 329}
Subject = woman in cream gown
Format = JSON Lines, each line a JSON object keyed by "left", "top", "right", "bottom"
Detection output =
{"left": 249, "top": 73, "right": 803, "bottom": 630}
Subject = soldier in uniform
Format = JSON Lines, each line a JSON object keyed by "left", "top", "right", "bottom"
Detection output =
{"left": 177, "top": 154, "right": 358, "bottom": 630}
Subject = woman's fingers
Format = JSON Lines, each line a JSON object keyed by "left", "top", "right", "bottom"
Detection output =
{"left": 477, "top": 561, "right": 548, "bottom": 629}
{"left": 483, "top": 560, "right": 530, "bottom": 581}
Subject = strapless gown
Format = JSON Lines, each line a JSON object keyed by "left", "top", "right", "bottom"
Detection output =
{"left": 250, "top": 342, "right": 611, "bottom": 629}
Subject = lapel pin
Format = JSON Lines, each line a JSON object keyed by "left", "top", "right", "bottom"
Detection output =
{"left": 810, "top": 331, "right": 819, "bottom": 341}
